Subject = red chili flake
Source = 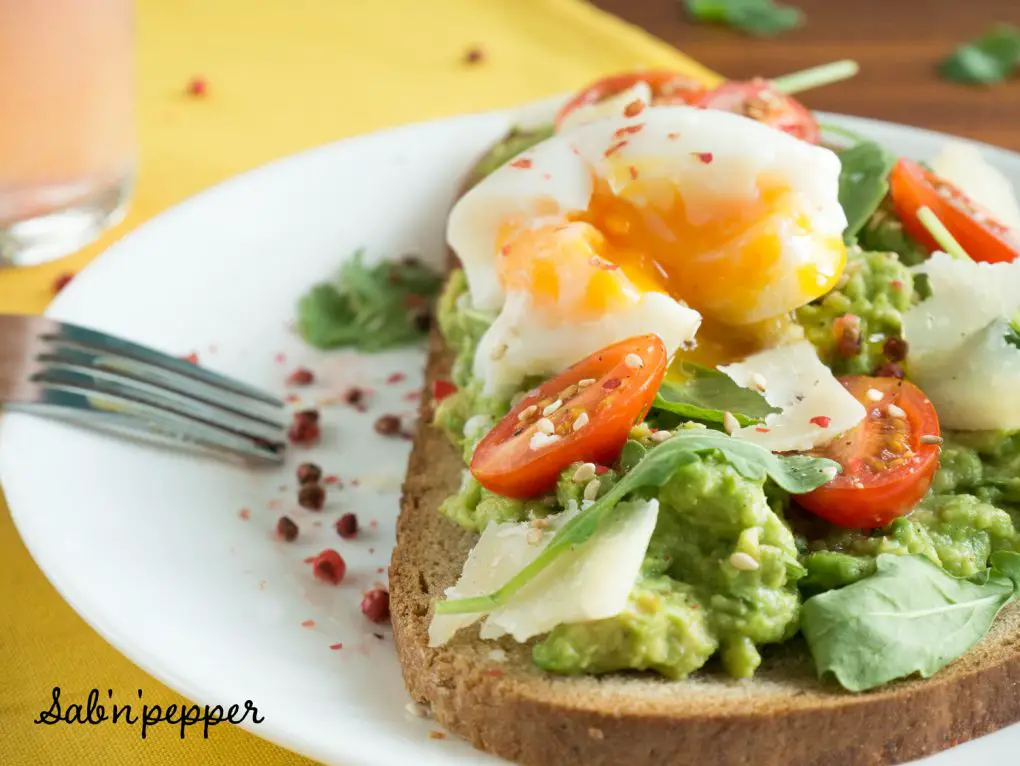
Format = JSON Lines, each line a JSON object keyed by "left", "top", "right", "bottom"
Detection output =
{"left": 500, "top": 244, "right": 511, "bottom": 256}
{"left": 464, "top": 46, "right": 484, "bottom": 64}
{"left": 404, "top": 390, "right": 421, "bottom": 402}
{"left": 329, "top": 642, "right": 343, "bottom": 651}
{"left": 274, "top": 352, "right": 286, "bottom": 364}
{"left": 541, "top": 172, "right": 552, "bottom": 181}
{"left": 336, "top": 513, "right": 358, "bottom": 539}
{"left": 667, "top": 132, "right": 681, "bottom": 140}
{"left": 810, "top": 416, "right": 832, "bottom": 428}
{"left": 483, "top": 669, "right": 503, "bottom": 677}
{"left": 623, "top": 100, "right": 644, "bottom": 118}
{"left": 612, "top": 124, "right": 644, "bottom": 139}
{"left": 692, "top": 152, "right": 714, "bottom": 164}
{"left": 296, "top": 462, "right": 322, "bottom": 485}
{"left": 891, "top": 279, "right": 904, "bottom": 290}
{"left": 386, "top": 372, "right": 407, "bottom": 385}
{"left": 602, "top": 377, "right": 622, "bottom": 390}
{"left": 429, "top": 731, "right": 447, "bottom": 740}
{"left": 187, "top": 77, "right": 207, "bottom": 96}
{"left": 283, "top": 393, "right": 301, "bottom": 404}
{"left": 755, "top": 427, "right": 771, "bottom": 433}
{"left": 312, "top": 549, "right": 347, "bottom": 585}
{"left": 276, "top": 516, "right": 299, "bottom": 542}
{"left": 323, "top": 474, "right": 341, "bottom": 486}
{"left": 360, "top": 588, "right": 391, "bottom": 623}
{"left": 288, "top": 409, "right": 321, "bottom": 446}
{"left": 238, "top": 507, "right": 251, "bottom": 520}
{"left": 301, "top": 619, "right": 316, "bottom": 628}
{"left": 376, "top": 567, "right": 385, "bottom": 574}
{"left": 509, "top": 158, "right": 532, "bottom": 169}
{"left": 628, "top": 165, "right": 639, "bottom": 181}
{"left": 605, "top": 140, "right": 628, "bottom": 158}
{"left": 374, "top": 414, "right": 402, "bottom": 436}
{"left": 181, "top": 352, "right": 199, "bottom": 365}
{"left": 52, "top": 272, "right": 75, "bottom": 294}
{"left": 298, "top": 484, "right": 326, "bottom": 511}
{"left": 594, "top": 465, "right": 609, "bottom": 475}
{"left": 287, "top": 367, "right": 315, "bottom": 387}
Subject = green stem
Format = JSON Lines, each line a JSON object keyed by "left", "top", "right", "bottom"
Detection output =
{"left": 917, "top": 206, "right": 972, "bottom": 261}
{"left": 819, "top": 123, "right": 869, "bottom": 144}
{"left": 772, "top": 60, "right": 860, "bottom": 95}
{"left": 434, "top": 593, "right": 501, "bottom": 616}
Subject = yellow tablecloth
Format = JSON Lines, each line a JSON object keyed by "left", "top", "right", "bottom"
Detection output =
{"left": 0, "top": 1, "right": 720, "bottom": 762}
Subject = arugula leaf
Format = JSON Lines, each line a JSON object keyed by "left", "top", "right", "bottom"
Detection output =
{"left": 651, "top": 362, "right": 776, "bottom": 426}
{"left": 436, "top": 430, "right": 838, "bottom": 616}
{"left": 297, "top": 250, "right": 442, "bottom": 351}
{"left": 684, "top": 0, "right": 803, "bottom": 37}
{"left": 837, "top": 141, "right": 897, "bottom": 244}
{"left": 941, "top": 24, "right": 1020, "bottom": 86}
{"left": 802, "top": 552, "right": 1020, "bottom": 692}
{"left": 1006, "top": 311, "right": 1020, "bottom": 350}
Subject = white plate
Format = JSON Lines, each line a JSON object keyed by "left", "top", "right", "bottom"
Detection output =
{"left": 4, "top": 101, "right": 1020, "bottom": 766}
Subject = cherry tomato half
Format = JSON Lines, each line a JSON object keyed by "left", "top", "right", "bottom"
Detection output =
{"left": 795, "top": 376, "right": 941, "bottom": 528}
{"left": 555, "top": 71, "right": 708, "bottom": 131}
{"left": 470, "top": 334, "right": 667, "bottom": 499}
{"left": 889, "top": 158, "right": 1019, "bottom": 263}
{"left": 696, "top": 79, "right": 820, "bottom": 143}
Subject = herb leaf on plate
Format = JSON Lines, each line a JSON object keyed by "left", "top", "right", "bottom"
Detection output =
{"left": 838, "top": 141, "right": 897, "bottom": 244}
{"left": 436, "top": 430, "right": 838, "bottom": 616}
{"left": 651, "top": 361, "right": 776, "bottom": 426}
{"left": 940, "top": 24, "right": 1020, "bottom": 85}
{"left": 801, "top": 551, "right": 1020, "bottom": 692}
{"left": 684, "top": 0, "right": 804, "bottom": 38}
{"left": 297, "top": 250, "right": 442, "bottom": 351}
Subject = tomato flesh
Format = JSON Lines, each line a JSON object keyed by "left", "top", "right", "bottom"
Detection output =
{"left": 470, "top": 335, "right": 667, "bottom": 499}
{"left": 555, "top": 71, "right": 708, "bottom": 130}
{"left": 795, "top": 376, "right": 941, "bottom": 528}
{"left": 696, "top": 80, "right": 820, "bottom": 143}
{"left": 889, "top": 158, "right": 1019, "bottom": 263}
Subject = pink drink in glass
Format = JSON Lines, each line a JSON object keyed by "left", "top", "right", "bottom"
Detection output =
{"left": 0, "top": 0, "right": 135, "bottom": 265}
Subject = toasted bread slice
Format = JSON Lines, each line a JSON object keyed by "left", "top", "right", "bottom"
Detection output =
{"left": 390, "top": 146, "right": 1020, "bottom": 765}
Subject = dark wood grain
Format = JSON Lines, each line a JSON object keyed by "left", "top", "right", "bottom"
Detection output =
{"left": 591, "top": 0, "right": 1020, "bottom": 151}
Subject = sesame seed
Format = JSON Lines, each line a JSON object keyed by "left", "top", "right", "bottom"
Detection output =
{"left": 572, "top": 462, "right": 597, "bottom": 483}
{"left": 578, "top": 378, "right": 596, "bottom": 388}
{"left": 529, "top": 431, "right": 560, "bottom": 450}
{"left": 921, "top": 434, "right": 944, "bottom": 445}
{"left": 542, "top": 399, "right": 563, "bottom": 416}
{"left": 729, "top": 552, "right": 760, "bottom": 571}
{"left": 723, "top": 411, "right": 740, "bottom": 435}
{"left": 573, "top": 411, "right": 590, "bottom": 431}
{"left": 518, "top": 404, "right": 538, "bottom": 421}
{"left": 583, "top": 479, "right": 601, "bottom": 502}
{"left": 887, "top": 403, "right": 907, "bottom": 419}
{"left": 625, "top": 353, "right": 644, "bottom": 369}
{"left": 536, "top": 417, "right": 555, "bottom": 434}
{"left": 650, "top": 430, "right": 672, "bottom": 443}
{"left": 750, "top": 373, "right": 768, "bottom": 392}
{"left": 866, "top": 388, "right": 884, "bottom": 402}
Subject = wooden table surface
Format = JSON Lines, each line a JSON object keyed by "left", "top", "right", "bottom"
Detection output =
{"left": 593, "top": 0, "right": 1020, "bottom": 151}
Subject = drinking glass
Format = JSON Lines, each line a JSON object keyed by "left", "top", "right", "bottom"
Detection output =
{"left": 0, "top": 0, "right": 135, "bottom": 266}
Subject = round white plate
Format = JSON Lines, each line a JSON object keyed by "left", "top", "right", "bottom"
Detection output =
{"left": 4, "top": 101, "right": 1020, "bottom": 766}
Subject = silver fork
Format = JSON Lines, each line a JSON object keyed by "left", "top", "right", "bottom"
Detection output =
{"left": 0, "top": 315, "right": 287, "bottom": 464}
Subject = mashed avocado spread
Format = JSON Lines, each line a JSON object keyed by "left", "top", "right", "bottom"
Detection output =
{"left": 431, "top": 129, "right": 1020, "bottom": 685}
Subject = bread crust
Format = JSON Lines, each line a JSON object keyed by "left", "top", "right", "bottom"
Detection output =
{"left": 390, "top": 159, "right": 1020, "bottom": 766}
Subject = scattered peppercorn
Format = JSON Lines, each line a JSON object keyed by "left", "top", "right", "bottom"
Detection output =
{"left": 374, "top": 414, "right": 402, "bottom": 436}
{"left": 312, "top": 549, "right": 346, "bottom": 585}
{"left": 298, "top": 484, "right": 326, "bottom": 511}
{"left": 296, "top": 462, "right": 322, "bottom": 485}
{"left": 883, "top": 336, "right": 909, "bottom": 363}
{"left": 360, "top": 588, "right": 390, "bottom": 623}
{"left": 276, "top": 516, "right": 299, "bottom": 542}
{"left": 874, "top": 362, "right": 905, "bottom": 379}
{"left": 288, "top": 409, "right": 321, "bottom": 446}
{"left": 287, "top": 367, "right": 315, "bottom": 387}
{"left": 464, "top": 46, "right": 484, "bottom": 65}
{"left": 411, "top": 310, "right": 432, "bottom": 332}
{"left": 336, "top": 513, "right": 358, "bottom": 539}
{"left": 342, "top": 387, "right": 365, "bottom": 406}
{"left": 52, "top": 272, "right": 75, "bottom": 294}
{"left": 187, "top": 77, "right": 207, "bottom": 96}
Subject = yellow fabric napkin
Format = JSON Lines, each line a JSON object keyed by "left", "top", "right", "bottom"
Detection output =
{"left": 0, "top": 1, "right": 720, "bottom": 762}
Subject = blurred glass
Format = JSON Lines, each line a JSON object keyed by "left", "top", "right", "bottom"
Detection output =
{"left": 0, "top": 0, "right": 135, "bottom": 266}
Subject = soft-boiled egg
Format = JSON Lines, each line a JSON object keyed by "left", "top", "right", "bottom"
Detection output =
{"left": 447, "top": 105, "right": 848, "bottom": 392}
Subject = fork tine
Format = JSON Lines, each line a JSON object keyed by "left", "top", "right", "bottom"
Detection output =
{"left": 33, "top": 367, "right": 287, "bottom": 448}
{"left": 38, "top": 345, "right": 286, "bottom": 429}
{"left": 45, "top": 320, "right": 283, "bottom": 407}
{"left": 8, "top": 393, "right": 283, "bottom": 465}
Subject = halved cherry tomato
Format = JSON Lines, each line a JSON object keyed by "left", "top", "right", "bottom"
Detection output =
{"left": 889, "top": 158, "right": 1019, "bottom": 263}
{"left": 555, "top": 71, "right": 708, "bottom": 131}
{"left": 795, "top": 376, "right": 941, "bottom": 528}
{"left": 470, "top": 335, "right": 667, "bottom": 499}
{"left": 696, "top": 80, "right": 819, "bottom": 143}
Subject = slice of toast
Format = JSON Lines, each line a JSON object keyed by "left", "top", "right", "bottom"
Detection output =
{"left": 390, "top": 153, "right": 1020, "bottom": 766}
